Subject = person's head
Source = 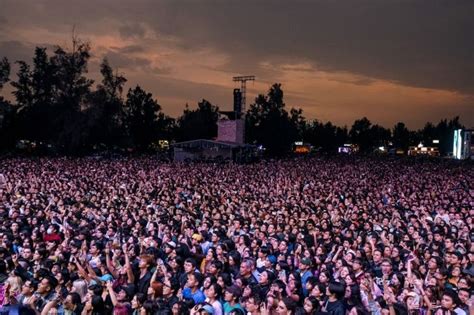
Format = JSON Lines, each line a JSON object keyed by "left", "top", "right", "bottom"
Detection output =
{"left": 380, "top": 259, "right": 392, "bottom": 275}
{"left": 440, "top": 290, "right": 458, "bottom": 311}
{"left": 244, "top": 295, "right": 261, "bottom": 313}
{"left": 138, "top": 254, "right": 154, "bottom": 270}
{"left": 224, "top": 285, "right": 242, "bottom": 303}
{"left": 21, "top": 280, "right": 37, "bottom": 296}
{"left": 303, "top": 296, "right": 319, "bottom": 314}
{"left": 444, "top": 237, "right": 455, "bottom": 250}
{"left": 21, "top": 247, "right": 33, "bottom": 260}
{"left": 259, "top": 270, "right": 275, "bottom": 285}
{"left": 228, "top": 250, "right": 241, "bottom": 267}
{"left": 373, "top": 249, "right": 383, "bottom": 263}
{"left": 310, "top": 283, "right": 326, "bottom": 299}
{"left": 171, "top": 301, "right": 186, "bottom": 315}
{"left": 239, "top": 258, "right": 254, "bottom": 277}
{"left": 71, "top": 279, "right": 88, "bottom": 301}
{"left": 217, "top": 273, "right": 232, "bottom": 288}
{"left": 457, "top": 277, "right": 469, "bottom": 289}
{"left": 131, "top": 292, "right": 147, "bottom": 310}
{"left": 91, "top": 295, "right": 105, "bottom": 313}
{"left": 64, "top": 292, "right": 81, "bottom": 311}
{"left": 276, "top": 297, "right": 297, "bottom": 315}
{"left": 209, "top": 260, "right": 223, "bottom": 276}
{"left": 348, "top": 305, "right": 370, "bottom": 315}
{"left": 202, "top": 275, "right": 216, "bottom": 290}
{"left": 390, "top": 272, "right": 405, "bottom": 289}
{"left": 37, "top": 275, "right": 57, "bottom": 295}
{"left": 319, "top": 270, "right": 331, "bottom": 284}
{"left": 118, "top": 286, "right": 132, "bottom": 302}
{"left": 204, "top": 282, "right": 222, "bottom": 300}
{"left": 457, "top": 288, "right": 470, "bottom": 306}
{"left": 327, "top": 281, "right": 346, "bottom": 300}
{"left": 184, "top": 258, "right": 197, "bottom": 274}
{"left": 186, "top": 272, "right": 203, "bottom": 290}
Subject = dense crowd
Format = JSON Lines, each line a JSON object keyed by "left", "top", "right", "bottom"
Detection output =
{"left": 0, "top": 156, "right": 472, "bottom": 315}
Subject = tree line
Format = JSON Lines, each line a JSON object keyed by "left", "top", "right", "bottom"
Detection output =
{"left": 0, "top": 39, "right": 464, "bottom": 155}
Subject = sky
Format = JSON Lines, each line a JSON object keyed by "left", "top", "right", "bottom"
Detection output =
{"left": 0, "top": 0, "right": 473, "bottom": 129}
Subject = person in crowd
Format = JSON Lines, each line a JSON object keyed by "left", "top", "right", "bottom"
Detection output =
{"left": 0, "top": 156, "right": 471, "bottom": 315}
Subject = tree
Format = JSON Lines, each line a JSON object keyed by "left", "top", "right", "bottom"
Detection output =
{"left": 176, "top": 99, "right": 219, "bottom": 141}
{"left": 124, "top": 85, "right": 166, "bottom": 149}
{"left": 10, "top": 39, "right": 94, "bottom": 152}
{"left": 0, "top": 57, "right": 10, "bottom": 90}
{"left": 349, "top": 117, "right": 372, "bottom": 152}
{"left": 10, "top": 61, "right": 34, "bottom": 110}
{"left": 86, "top": 58, "right": 127, "bottom": 147}
{"left": 50, "top": 38, "right": 93, "bottom": 112}
{"left": 370, "top": 124, "right": 391, "bottom": 148}
{"left": 420, "top": 122, "right": 436, "bottom": 146}
{"left": 290, "top": 107, "right": 306, "bottom": 141}
{"left": 49, "top": 38, "right": 93, "bottom": 152}
{"left": 392, "top": 122, "right": 410, "bottom": 150}
{"left": 0, "top": 58, "right": 15, "bottom": 150}
{"left": 246, "top": 83, "right": 300, "bottom": 155}
{"left": 17, "top": 47, "right": 58, "bottom": 142}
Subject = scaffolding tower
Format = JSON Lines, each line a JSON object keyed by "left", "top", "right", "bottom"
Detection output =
{"left": 232, "top": 75, "right": 255, "bottom": 115}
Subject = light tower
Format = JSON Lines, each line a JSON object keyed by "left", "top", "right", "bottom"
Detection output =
{"left": 232, "top": 75, "right": 255, "bottom": 115}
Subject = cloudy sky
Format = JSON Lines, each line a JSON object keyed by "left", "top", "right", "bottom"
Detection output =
{"left": 0, "top": 0, "right": 473, "bottom": 128}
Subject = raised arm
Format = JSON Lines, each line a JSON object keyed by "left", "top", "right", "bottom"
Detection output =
{"left": 106, "top": 281, "right": 119, "bottom": 307}
{"left": 123, "top": 244, "right": 135, "bottom": 284}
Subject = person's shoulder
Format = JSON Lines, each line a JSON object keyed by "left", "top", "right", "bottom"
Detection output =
{"left": 454, "top": 307, "right": 467, "bottom": 315}
{"left": 194, "top": 289, "right": 206, "bottom": 300}
{"left": 182, "top": 287, "right": 191, "bottom": 293}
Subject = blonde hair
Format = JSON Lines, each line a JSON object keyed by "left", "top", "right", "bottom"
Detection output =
{"left": 6, "top": 275, "right": 23, "bottom": 296}
{"left": 71, "top": 279, "right": 88, "bottom": 302}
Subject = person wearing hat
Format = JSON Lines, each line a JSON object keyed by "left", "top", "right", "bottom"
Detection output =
{"left": 223, "top": 285, "right": 244, "bottom": 315}
{"left": 191, "top": 302, "right": 215, "bottom": 315}
{"left": 298, "top": 257, "right": 313, "bottom": 297}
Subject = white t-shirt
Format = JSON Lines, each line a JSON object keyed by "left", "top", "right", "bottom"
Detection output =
{"left": 206, "top": 298, "right": 223, "bottom": 315}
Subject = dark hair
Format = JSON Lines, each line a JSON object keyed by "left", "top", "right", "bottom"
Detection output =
{"left": 305, "top": 296, "right": 320, "bottom": 313}
{"left": 391, "top": 272, "right": 405, "bottom": 289}
{"left": 135, "top": 292, "right": 147, "bottom": 306}
{"left": 281, "top": 296, "right": 297, "bottom": 314}
{"left": 184, "top": 257, "right": 197, "bottom": 268}
{"left": 189, "top": 272, "right": 203, "bottom": 287}
{"left": 68, "top": 292, "right": 81, "bottom": 306}
{"left": 210, "top": 260, "right": 223, "bottom": 271}
{"left": 91, "top": 295, "right": 105, "bottom": 315}
{"left": 328, "top": 281, "right": 346, "bottom": 300}
{"left": 245, "top": 294, "right": 262, "bottom": 306}
{"left": 208, "top": 282, "right": 223, "bottom": 299}
{"left": 347, "top": 285, "right": 363, "bottom": 308}
{"left": 203, "top": 275, "right": 217, "bottom": 287}
{"left": 228, "top": 250, "right": 241, "bottom": 265}
{"left": 168, "top": 277, "right": 180, "bottom": 293}
{"left": 229, "top": 309, "right": 246, "bottom": 315}
{"left": 218, "top": 273, "right": 232, "bottom": 287}
{"left": 44, "top": 275, "right": 58, "bottom": 291}
{"left": 442, "top": 289, "right": 459, "bottom": 306}
{"left": 182, "top": 297, "right": 195, "bottom": 311}
{"left": 143, "top": 300, "right": 155, "bottom": 314}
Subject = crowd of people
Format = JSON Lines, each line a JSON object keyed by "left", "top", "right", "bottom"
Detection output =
{"left": 0, "top": 155, "right": 472, "bottom": 315}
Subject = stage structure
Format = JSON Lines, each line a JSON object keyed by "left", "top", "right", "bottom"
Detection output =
{"left": 172, "top": 75, "right": 258, "bottom": 163}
